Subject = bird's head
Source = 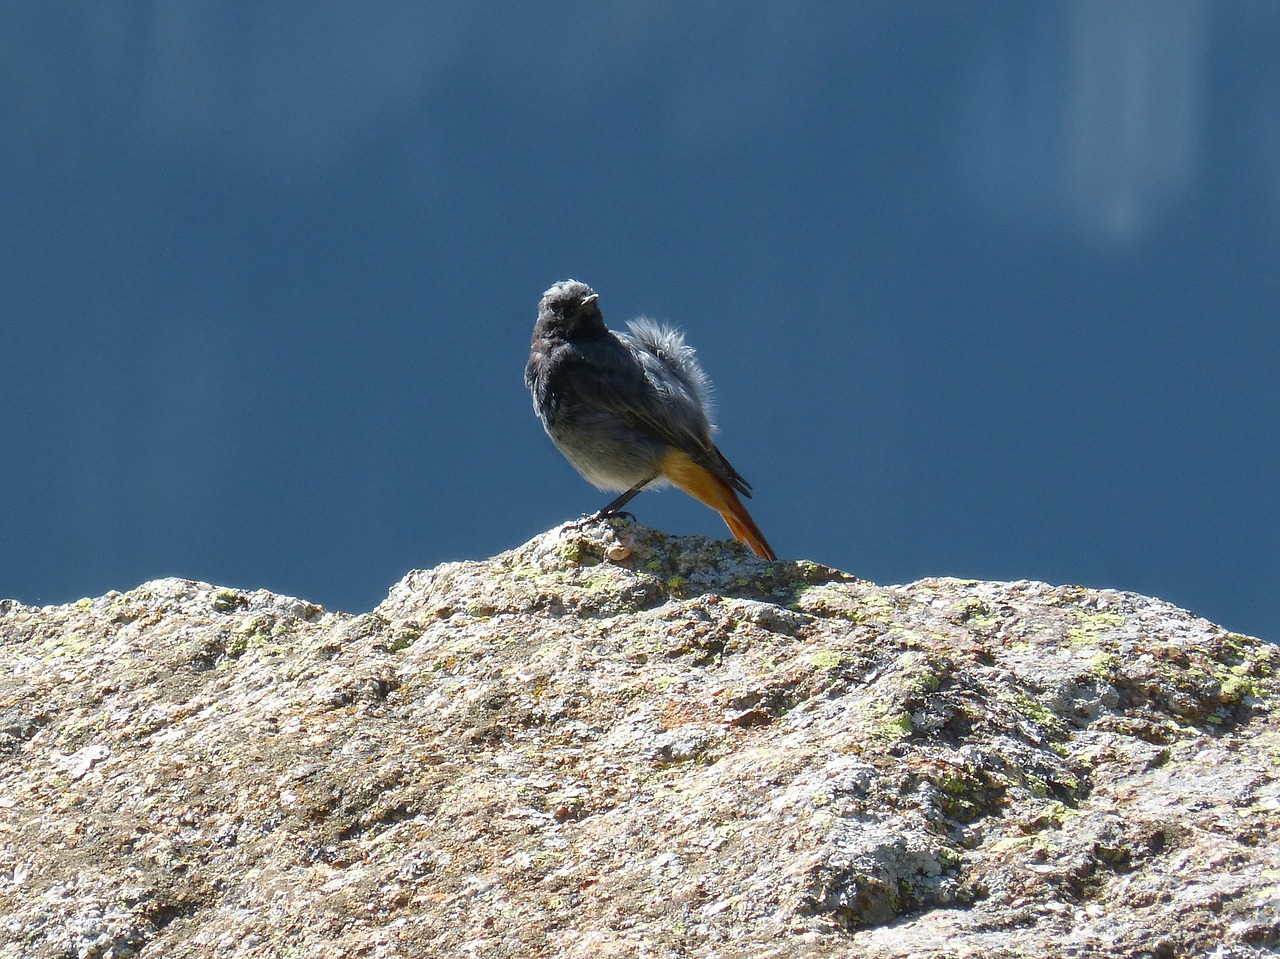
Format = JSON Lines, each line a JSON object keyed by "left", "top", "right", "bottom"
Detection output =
{"left": 536, "top": 280, "right": 606, "bottom": 337}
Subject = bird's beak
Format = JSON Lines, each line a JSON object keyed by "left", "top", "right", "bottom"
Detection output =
{"left": 582, "top": 293, "right": 599, "bottom": 306}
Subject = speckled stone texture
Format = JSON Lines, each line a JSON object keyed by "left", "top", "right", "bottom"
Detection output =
{"left": 1, "top": 519, "right": 1276, "bottom": 958}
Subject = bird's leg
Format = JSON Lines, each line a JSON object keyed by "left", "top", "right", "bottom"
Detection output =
{"left": 593, "top": 475, "right": 657, "bottom": 519}
{"left": 570, "top": 475, "right": 657, "bottom": 526}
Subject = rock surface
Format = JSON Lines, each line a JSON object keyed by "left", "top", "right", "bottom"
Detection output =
{"left": 1, "top": 520, "right": 1277, "bottom": 958}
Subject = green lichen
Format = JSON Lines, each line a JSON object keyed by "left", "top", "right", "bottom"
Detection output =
{"left": 557, "top": 541, "right": 587, "bottom": 565}
{"left": 38, "top": 632, "right": 92, "bottom": 659}
{"left": 1023, "top": 800, "right": 1068, "bottom": 831}
{"left": 1240, "top": 641, "right": 1277, "bottom": 679}
{"left": 809, "top": 650, "right": 844, "bottom": 671}
{"left": 1218, "top": 671, "right": 1255, "bottom": 703}
{"left": 930, "top": 767, "right": 1006, "bottom": 822}
{"left": 938, "top": 774, "right": 969, "bottom": 796}
{"left": 585, "top": 574, "right": 617, "bottom": 593}
{"left": 387, "top": 626, "right": 422, "bottom": 652}
{"left": 228, "top": 614, "right": 299, "bottom": 659}
{"left": 1088, "top": 652, "right": 1120, "bottom": 679}
{"left": 792, "top": 583, "right": 877, "bottom": 622}
{"left": 1011, "top": 692, "right": 1061, "bottom": 728}
{"left": 211, "top": 589, "right": 244, "bottom": 613}
{"left": 1024, "top": 774, "right": 1052, "bottom": 798}
{"left": 878, "top": 711, "right": 915, "bottom": 739}
{"left": 914, "top": 669, "right": 943, "bottom": 694}
{"left": 950, "top": 597, "right": 997, "bottom": 631}
{"left": 1066, "top": 610, "right": 1126, "bottom": 645}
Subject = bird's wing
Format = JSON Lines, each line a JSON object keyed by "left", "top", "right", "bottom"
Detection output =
{"left": 567, "top": 331, "right": 754, "bottom": 497}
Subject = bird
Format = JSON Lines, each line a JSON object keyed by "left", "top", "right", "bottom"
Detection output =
{"left": 525, "top": 280, "right": 776, "bottom": 560}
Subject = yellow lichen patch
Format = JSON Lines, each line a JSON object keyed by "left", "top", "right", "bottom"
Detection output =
{"left": 1065, "top": 610, "right": 1127, "bottom": 646}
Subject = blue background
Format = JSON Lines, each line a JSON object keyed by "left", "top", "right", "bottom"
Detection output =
{"left": 4, "top": 3, "right": 1277, "bottom": 641}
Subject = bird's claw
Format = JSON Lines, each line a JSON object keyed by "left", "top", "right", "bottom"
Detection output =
{"left": 568, "top": 510, "right": 635, "bottom": 530}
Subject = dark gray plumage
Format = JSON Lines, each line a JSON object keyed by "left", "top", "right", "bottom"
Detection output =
{"left": 525, "top": 280, "right": 775, "bottom": 559}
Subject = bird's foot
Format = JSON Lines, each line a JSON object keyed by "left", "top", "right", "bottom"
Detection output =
{"left": 568, "top": 509, "right": 635, "bottom": 530}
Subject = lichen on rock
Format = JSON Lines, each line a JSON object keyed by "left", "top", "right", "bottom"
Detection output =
{"left": 1, "top": 520, "right": 1276, "bottom": 958}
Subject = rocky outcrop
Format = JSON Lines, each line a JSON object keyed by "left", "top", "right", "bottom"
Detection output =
{"left": 1, "top": 521, "right": 1277, "bottom": 958}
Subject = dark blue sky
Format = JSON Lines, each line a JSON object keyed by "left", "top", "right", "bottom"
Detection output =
{"left": 3, "top": 3, "right": 1278, "bottom": 641}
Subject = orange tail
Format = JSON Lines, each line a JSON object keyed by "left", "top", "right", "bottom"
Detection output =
{"left": 660, "top": 449, "right": 777, "bottom": 560}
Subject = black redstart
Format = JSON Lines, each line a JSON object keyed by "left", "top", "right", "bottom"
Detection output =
{"left": 525, "top": 280, "right": 776, "bottom": 560}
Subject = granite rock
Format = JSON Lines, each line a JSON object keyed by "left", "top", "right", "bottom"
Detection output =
{"left": 1, "top": 520, "right": 1276, "bottom": 957}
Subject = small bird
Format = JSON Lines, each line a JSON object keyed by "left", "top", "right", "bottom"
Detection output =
{"left": 525, "top": 280, "right": 776, "bottom": 560}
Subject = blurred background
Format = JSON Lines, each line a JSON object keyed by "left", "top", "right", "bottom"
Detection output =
{"left": 3, "top": 2, "right": 1277, "bottom": 640}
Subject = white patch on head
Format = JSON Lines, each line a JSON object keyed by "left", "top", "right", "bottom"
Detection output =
{"left": 539, "top": 279, "right": 595, "bottom": 311}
